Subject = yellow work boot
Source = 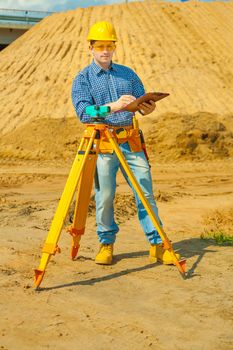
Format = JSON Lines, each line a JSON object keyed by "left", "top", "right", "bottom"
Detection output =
{"left": 95, "top": 244, "right": 113, "bottom": 265}
{"left": 149, "top": 243, "right": 181, "bottom": 265}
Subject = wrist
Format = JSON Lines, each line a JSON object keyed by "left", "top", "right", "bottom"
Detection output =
{"left": 104, "top": 102, "right": 118, "bottom": 112}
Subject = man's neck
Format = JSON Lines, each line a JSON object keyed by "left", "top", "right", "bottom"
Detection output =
{"left": 94, "top": 58, "right": 111, "bottom": 71}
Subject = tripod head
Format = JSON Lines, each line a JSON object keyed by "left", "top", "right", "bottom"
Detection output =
{"left": 85, "top": 105, "right": 111, "bottom": 123}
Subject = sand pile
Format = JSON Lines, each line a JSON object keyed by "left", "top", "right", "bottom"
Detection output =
{"left": 0, "top": 111, "right": 232, "bottom": 162}
{"left": 146, "top": 112, "right": 233, "bottom": 161}
{"left": 0, "top": 117, "right": 84, "bottom": 162}
{"left": 0, "top": 1, "right": 233, "bottom": 137}
{"left": 202, "top": 208, "right": 233, "bottom": 238}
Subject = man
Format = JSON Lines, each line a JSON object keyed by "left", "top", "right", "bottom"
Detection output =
{"left": 72, "top": 21, "right": 180, "bottom": 265}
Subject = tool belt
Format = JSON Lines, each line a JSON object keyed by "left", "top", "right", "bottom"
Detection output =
{"left": 99, "top": 125, "right": 142, "bottom": 153}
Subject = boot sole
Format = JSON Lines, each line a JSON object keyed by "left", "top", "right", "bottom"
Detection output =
{"left": 157, "top": 258, "right": 176, "bottom": 265}
{"left": 150, "top": 256, "right": 176, "bottom": 265}
{"left": 95, "top": 259, "right": 112, "bottom": 265}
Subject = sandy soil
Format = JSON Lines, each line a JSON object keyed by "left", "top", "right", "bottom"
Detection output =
{"left": 0, "top": 158, "right": 232, "bottom": 350}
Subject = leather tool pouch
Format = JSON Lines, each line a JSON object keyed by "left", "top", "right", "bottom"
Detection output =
{"left": 127, "top": 129, "right": 142, "bottom": 152}
{"left": 115, "top": 128, "right": 142, "bottom": 152}
{"left": 99, "top": 127, "right": 143, "bottom": 153}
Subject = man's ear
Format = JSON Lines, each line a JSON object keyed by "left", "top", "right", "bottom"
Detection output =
{"left": 89, "top": 45, "right": 94, "bottom": 56}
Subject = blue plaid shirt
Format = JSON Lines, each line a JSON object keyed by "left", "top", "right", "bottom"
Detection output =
{"left": 71, "top": 60, "right": 145, "bottom": 126}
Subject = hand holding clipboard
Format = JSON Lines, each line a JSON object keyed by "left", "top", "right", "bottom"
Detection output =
{"left": 122, "top": 92, "right": 169, "bottom": 113}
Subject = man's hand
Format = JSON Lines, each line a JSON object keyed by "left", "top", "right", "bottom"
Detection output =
{"left": 106, "top": 95, "right": 136, "bottom": 112}
{"left": 138, "top": 100, "right": 156, "bottom": 115}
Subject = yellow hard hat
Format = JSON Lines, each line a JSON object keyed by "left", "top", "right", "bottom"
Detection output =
{"left": 87, "top": 21, "right": 117, "bottom": 42}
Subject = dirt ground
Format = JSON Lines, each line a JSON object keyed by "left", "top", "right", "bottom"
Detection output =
{"left": 0, "top": 158, "right": 232, "bottom": 350}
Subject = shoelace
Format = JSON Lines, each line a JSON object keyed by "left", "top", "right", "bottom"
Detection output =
{"left": 102, "top": 244, "right": 112, "bottom": 252}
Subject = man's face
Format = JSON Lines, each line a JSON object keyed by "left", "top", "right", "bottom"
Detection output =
{"left": 90, "top": 41, "right": 116, "bottom": 66}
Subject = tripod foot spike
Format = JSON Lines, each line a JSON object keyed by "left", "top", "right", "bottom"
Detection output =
{"left": 71, "top": 245, "right": 80, "bottom": 260}
{"left": 34, "top": 269, "right": 45, "bottom": 289}
{"left": 177, "top": 259, "right": 186, "bottom": 279}
{"left": 179, "top": 259, "right": 186, "bottom": 272}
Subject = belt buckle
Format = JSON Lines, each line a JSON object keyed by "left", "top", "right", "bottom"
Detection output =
{"left": 116, "top": 127, "right": 128, "bottom": 139}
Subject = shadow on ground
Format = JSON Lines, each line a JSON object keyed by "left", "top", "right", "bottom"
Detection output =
{"left": 36, "top": 237, "right": 228, "bottom": 292}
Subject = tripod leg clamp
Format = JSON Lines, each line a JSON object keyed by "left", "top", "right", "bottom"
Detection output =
{"left": 66, "top": 226, "right": 85, "bottom": 237}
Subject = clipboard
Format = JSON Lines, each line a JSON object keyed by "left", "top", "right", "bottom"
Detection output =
{"left": 122, "top": 92, "right": 169, "bottom": 113}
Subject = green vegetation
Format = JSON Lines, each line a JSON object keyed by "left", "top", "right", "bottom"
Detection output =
{"left": 201, "top": 231, "right": 233, "bottom": 245}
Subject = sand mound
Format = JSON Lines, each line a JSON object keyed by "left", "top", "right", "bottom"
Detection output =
{"left": 0, "top": 1, "right": 233, "bottom": 136}
{"left": 0, "top": 116, "right": 84, "bottom": 162}
{"left": 0, "top": 111, "right": 232, "bottom": 162}
{"left": 146, "top": 112, "right": 233, "bottom": 161}
{"left": 202, "top": 208, "right": 233, "bottom": 237}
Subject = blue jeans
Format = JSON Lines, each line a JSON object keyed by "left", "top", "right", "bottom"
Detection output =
{"left": 95, "top": 142, "right": 163, "bottom": 245}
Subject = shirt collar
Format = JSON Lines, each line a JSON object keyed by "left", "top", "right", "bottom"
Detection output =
{"left": 91, "top": 60, "right": 118, "bottom": 75}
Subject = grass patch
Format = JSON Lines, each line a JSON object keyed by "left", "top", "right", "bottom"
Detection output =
{"left": 201, "top": 231, "right": 233, "bottom": 245}
{"left": 201, "top": 208, "right": 233, "bottom": 245}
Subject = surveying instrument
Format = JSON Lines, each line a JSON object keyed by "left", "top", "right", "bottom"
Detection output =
{"left": 34, "top": 98, "right": 186, "bottom": 289}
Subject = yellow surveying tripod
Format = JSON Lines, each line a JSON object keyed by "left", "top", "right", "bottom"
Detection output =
{"left": 34, "top": 105, "right": 186, "bottom": 289}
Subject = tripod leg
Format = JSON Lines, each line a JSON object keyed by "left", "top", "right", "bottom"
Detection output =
{"left": 105, "top": 129, "right": 186, "bottom": 278}
{"left": 67, "top": 139, "right": 100, "bottom": 260}
{"left": 34, "top": 130, "right": 97, "bottom": 288}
